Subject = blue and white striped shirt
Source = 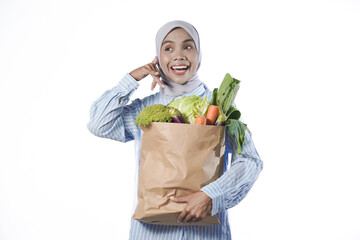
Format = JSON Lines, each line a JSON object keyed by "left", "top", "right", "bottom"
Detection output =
{"left": 87, "top": 73, "right": 263, "bottom": 239}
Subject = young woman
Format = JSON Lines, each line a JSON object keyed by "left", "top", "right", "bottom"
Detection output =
{"left": 87, "top": 20, "right": 263, "bottom": 239}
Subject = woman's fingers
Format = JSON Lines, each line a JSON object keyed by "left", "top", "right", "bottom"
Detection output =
{"left": 183, "top": 213, "right": 194, "bottom": 223}
{"left": 145, "top": 58, "right": 160, "bottom": 77}
{"left": 130, "top": 57, "right": 164, "bottom": 89}
{"left": 146, "top": 66, "right": 163, "bottom": 90}
{"left": 149, "top": 56, "right": 161, "bottom": 76}
{"left": 145, "top": 63, "right": 160, "bottom": 76}
{"left": 147, "top": 58, "right": 164, "bottom": 90}
{"left": 152, "top": 56, "right": 158, "bottom": 65}
{"left": 151, "top": 76, "right": 164, "bottom": 90}
{"left": 151, "top": 80, "right": 157, "bottom": 90}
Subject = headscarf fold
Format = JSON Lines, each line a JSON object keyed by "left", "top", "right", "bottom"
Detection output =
{"left": 155, "top": 20, "right": 203, "bottom": 98}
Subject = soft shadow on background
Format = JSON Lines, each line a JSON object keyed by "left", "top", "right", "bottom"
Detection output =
{"left": 1, "top": 0, "right": 359, "bottom": 239}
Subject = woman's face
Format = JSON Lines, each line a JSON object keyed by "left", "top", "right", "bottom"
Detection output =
{"left": 160, "top": 28, "right": 199, "bottom": 85}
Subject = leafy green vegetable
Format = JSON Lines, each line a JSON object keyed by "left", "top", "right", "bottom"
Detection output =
{"left": 213, "top": 73, "right": 250, "bottom": 155}
{"left": 168, "top": 95, "right": 209, "bottom": 124}
{"left": 135, "top": 104, "right": 183, "bottom": 127}
{"left": 217, "top": 73, "right": 240, "bottom": 116}
{"left": 215, "top": 99, "right": 226, "bottom": 126}
{"left": 226, "top": 105, "right": 241, "bottom": 120}
{"left": 226, "top": 119, "right": 248, "bottom": 154}
{"left": 209, "top": 88, "right": 218, "bottom": 106}
{"left": 210, "top": 74, "right": 241, "bottom": 122}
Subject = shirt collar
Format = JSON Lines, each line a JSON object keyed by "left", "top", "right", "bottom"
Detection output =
{"left": 160, "top": 83, "right": 208, "bottom": 105}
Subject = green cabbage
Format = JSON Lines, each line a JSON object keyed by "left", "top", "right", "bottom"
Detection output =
{"left": 168, "top": 95, "right": 209, "bottom": 124}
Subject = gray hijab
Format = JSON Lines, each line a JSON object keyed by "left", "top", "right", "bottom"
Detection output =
{"left": 155, "top": 20, "right": 203, "bottom": 98}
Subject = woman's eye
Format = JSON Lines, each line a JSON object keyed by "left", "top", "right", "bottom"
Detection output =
{"left": 164, "top": 47, "right": 172, "bottom": 51}
{"left": 184, "top": 45, "right": 193, "bottom": 50}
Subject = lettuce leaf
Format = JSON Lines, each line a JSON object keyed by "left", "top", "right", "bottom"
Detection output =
{"left": 168, "top": 95, "right": 209, "bottom": 124}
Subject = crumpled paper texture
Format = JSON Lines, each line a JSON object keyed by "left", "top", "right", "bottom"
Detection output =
{"left": 133, "top": 122, "right": 225, "bottom": 226}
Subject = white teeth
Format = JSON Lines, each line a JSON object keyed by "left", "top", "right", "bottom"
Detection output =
{"left": 172, "top": 66, "right": 188, "bottom": 70}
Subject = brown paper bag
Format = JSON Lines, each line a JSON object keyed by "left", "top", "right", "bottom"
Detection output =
{"left": 132, "top": 122, "right": 225, "bottom": 226}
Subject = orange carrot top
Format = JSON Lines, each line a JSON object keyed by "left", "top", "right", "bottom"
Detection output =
{"left": 195, "top": 115, "right": 207, "bottom": 125}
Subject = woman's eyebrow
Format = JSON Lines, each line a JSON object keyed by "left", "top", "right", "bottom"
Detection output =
{"left": 183, "top": 39, "right": 194, "bottom": 44}
{"left": 162, "top": 40, "right": 174, "bottom": 46}
{"left": 162, "top": 39, "right": 194, "bottom": 46}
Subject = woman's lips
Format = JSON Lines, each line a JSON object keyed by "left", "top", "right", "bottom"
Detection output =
{"left": 170, "top": 64, "right": 189, "bottom": 75}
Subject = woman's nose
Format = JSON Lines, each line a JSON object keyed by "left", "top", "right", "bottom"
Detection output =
{"left": 173, "top": 50, "right": 186, "bottom": 61}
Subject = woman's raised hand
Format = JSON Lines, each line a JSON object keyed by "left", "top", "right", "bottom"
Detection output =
{"left": 129, "top": 57, "right": 165, "bottom": 90}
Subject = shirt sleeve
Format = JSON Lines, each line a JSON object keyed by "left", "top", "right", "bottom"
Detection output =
{"left": 201, "top": 125, "right": 263, "bottom": 216}
{"left": 87, "top": 73, "right": 142, "bottom": 142}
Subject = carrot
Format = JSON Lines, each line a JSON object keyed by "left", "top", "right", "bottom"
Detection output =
{"left": 195, "top": 115, "right": 207, "bottom": 125}
{"left": 206, "top": 105, "right": 220, "bottom": 125}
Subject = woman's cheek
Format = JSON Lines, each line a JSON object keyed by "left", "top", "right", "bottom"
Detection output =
{"left": 160, "top": 54, "right": 170, "bottom": 67}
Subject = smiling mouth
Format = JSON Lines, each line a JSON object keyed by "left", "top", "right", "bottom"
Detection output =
{"left": 170, "top": 65, "right": 189, "bottom": 75}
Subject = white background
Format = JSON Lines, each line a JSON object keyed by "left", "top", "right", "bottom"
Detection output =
{"left": 1, "top": 0, "right": 360, "bottom": 239}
